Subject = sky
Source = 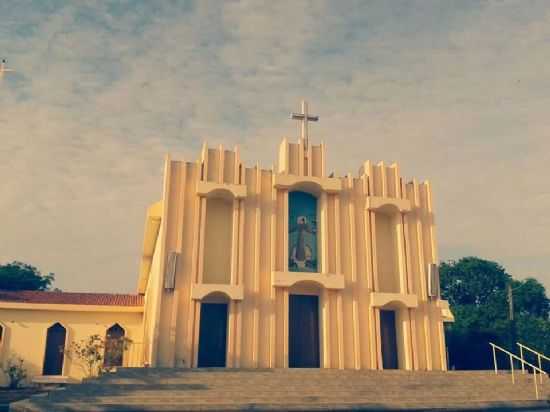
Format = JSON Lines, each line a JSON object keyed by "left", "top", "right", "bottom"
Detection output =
{"left": 1, "top": 0, "right": 549, "bottom": 293}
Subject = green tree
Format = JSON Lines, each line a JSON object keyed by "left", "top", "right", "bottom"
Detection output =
{"left": 0, "top": 261, "right": 55, "bottom": 291}
{"left": 440, "top": 257, "right": 550, "bottom": 371}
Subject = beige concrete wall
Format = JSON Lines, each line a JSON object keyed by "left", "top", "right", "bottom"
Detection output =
{"left": 142, "top": 224, "right": 163, "bottom": 366}
{"left": 0, "top": 308, "right": 143, "bottom": 385}
{"left": 148, "top": 138, "right": 450, "bottom": 371}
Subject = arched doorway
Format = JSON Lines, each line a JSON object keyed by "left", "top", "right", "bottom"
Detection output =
{"left": 42, "top": 323, "right": 66, "bottom": 375}
{"left": 380, "top": 310, "right": 399, "bottom": 369}
{"left": 198, "top": 292, "right": 229, "bottom": 367}
{"left": 288, "top": 281, "right": 321, "bottom": 368}
{"left": 104, "top": 324, "right": 126, "bottom": 368}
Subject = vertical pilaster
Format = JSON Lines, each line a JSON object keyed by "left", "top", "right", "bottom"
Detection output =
{"left": 191, "top": 302, "right": 201, "bottom": 367}
{"left": 333, "top": 194, "right": 344, "bottom": 368}
{"left": 402, "top": 310, "right": 413, "bottom": 370}
{"left": 283, "top": 288, "right": 289, "bottom": 368}
{"left": 320, "top": 192, "right": 329, "bottom": 274}
{"left": 336, "top": 292, "right": 344, "bottom": 369}
{"left": 150, "top": 155, "right": 171, "bottom": 367}
{"left": 253, "top": 166, "right": 261, "bottom": 367}
{"left": 321, "top": 289, "right": 331, "bottom": 368}
{"left": 413, "top": 179, "right": 432, "bottom": 370}
{"left": 189, "top": 195, "right": 207, "bottom": 367}
{"left": 167, "top": 164, "right": 187, "bottom": 366}
{"left": 227, "top": 301, "right": 235, "bottom": 367}
{"left": 347, "top": 175, "right": 361, "bottom": 369}
{"left": 269, "top": 171, "right": 277, "bottom": 368}
{"left": 218, "top": 145, "right": 224, "bottom": 184}
{"left": 374, "top": 308, "right": 382, "bottom": 369}
{"left": 409, "top": 309, "right": 419, "bottom": 370}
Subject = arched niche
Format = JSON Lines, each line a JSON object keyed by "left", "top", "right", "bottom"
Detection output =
{"left": 104, "top": 323, "right": 126, "bottom": 368}
{"left": 288, "top": 191, "right": 318, "bottom": 273}
{"left": 42, "top": 322, "right": 67, "bottom": 376}
{"left": 374, "top": 211, "right": 402, "bottom": 294}
{"left": 203, "top": 196, "right": 233, "bottom": 284}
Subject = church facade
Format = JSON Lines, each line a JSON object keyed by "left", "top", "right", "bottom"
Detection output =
{"left": 141, "top": 131, "right": 454, "bottom": 371}
{"left": 0, "top": 108, "right": 453, "bottom": 384}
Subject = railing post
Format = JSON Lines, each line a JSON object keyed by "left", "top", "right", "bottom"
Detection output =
{"left": 537, "top": 354, "right": 543, "bottom": 383}
{"left": 520, "top": 345, "right": 525, "bottom": 374}
{"left": 492, "top": 345, "right": 498, "bottom": 375}
{"left": 509, "top": 354, "right": 515, "bottom": 384}
{"left": 533, "top": 368, "right": 539, "bottom": 400}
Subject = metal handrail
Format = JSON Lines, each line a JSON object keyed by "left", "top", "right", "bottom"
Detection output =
{"left": 517, "top": 342, "right": 549, "bottom": 376}
{"left": 489, "top": 343, "right": 547, "bottom": 400}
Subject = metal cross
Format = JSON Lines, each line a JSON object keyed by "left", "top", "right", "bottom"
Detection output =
{"left": 291, "top": 100, "right": 318, "bottom": 149}
{"left": 0, "top": 59, "right": 14, "bottom": 79}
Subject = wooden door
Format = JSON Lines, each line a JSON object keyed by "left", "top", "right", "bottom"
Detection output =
{"left": 104, "top": 324, "right": 125, "bottom": 367}
{"left": 43, "top": 323, "right": 66, "bottom": 375}
{"left": 380, "top": 310, "right": 399, "bottom": 369}
{"left": 289, "top": 294, "right": 320, "bottom": 368}
{"left": 198, "top": 303, "right": 228, "bottom": 367}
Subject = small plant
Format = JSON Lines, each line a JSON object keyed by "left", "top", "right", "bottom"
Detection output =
{"left": 65, "top": 334, "right": 104, "bottom": 378}
{"left": 65, "top": 334, "right": 132, "bottom": 378}
{"left": 2, "top": 355, "right": 27, "bottom": 389}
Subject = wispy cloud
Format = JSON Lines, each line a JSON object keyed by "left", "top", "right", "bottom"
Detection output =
{"left": 1, "top": 0, "right": 549, "bottom": 292}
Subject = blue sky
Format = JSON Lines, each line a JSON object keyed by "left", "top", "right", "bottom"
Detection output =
{"left": 1, "top": 0, "right": 549, "bottom": 293}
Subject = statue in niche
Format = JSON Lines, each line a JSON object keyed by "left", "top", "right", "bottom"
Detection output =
{"left": 288, "top": 191, "right": 318, "bottom": 272}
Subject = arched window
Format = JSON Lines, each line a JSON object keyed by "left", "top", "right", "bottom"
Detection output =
{"left": 289, "top": 191, "right": 318, "bottom": 272}
{"left": 0, "top": 323, "right": 4, "bottom": 351}
{"left": 104, "top": 323, "right": 126, "bottom": 368}
{"left": 43, "top": 323, "right": 66, "bottom": 376}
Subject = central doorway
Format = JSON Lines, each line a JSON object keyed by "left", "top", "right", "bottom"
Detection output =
{"left": 198, "top": 303, "right": 228, "bottom": 367}
{"left": 289, "top": 294, "right": 320, "bottom": 368}
{"left": 380, "top": 310, "right": 399, "bottom": 369}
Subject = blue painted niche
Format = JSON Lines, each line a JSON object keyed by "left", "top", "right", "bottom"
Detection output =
{"left": 288, "top": 191, "right": 318, "bottom": 272}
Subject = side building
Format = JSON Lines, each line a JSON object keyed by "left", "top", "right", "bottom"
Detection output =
{"left": 0, "top": 291, "right": 143, "bottom": 384}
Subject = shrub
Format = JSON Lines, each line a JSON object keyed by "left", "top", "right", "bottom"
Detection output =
{"left": 65, "top": 334, "right": 132, "bottom": 378}
{"left": 2, "top": 355, "right": 27, "bottom": 389}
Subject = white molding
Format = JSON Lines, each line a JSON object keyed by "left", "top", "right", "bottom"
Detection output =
{"left": 366, "top": 196, "right": 411, "bottom": 214}
{"left": 273, "top": 174, "right": 341, "bottom": 194}
{"left": 370, "top": 292, "right": 418, "bottom": 308}
{"left": 196, "top": 181, "right": 247, "bottom": 199}
{"left": 191, "top": 284, "right": 244, "bottom": 301}
{"left": 272, "top": 271, "right": 345, "bottom": 290}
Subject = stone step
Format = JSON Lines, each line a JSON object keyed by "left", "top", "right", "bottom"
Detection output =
{"left": 10, "top": 369, "right": 550, "bottom": 412}
{"left": 11, "top": 400, "right": 550, "bottom": 412}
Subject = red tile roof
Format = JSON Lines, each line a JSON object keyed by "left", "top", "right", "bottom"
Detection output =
{"left": 0, "top": 290, "right": 144, "bottom": 307}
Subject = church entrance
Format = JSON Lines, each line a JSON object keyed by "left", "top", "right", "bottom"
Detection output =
{"left": 289, "top": 294, "right": 320, "bottom": 368}
{"left": 380, "top": 310, "right": 399, "bottom": 369}
{"left": 42, "top": 323, "right": 66, "bottom": 375}
{"left": 198, "top": 303, "right": 228, "bottom": 367}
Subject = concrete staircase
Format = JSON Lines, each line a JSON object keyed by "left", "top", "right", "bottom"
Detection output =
{"left": 10, "top": 368, "right": 550, "bottom": 411}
